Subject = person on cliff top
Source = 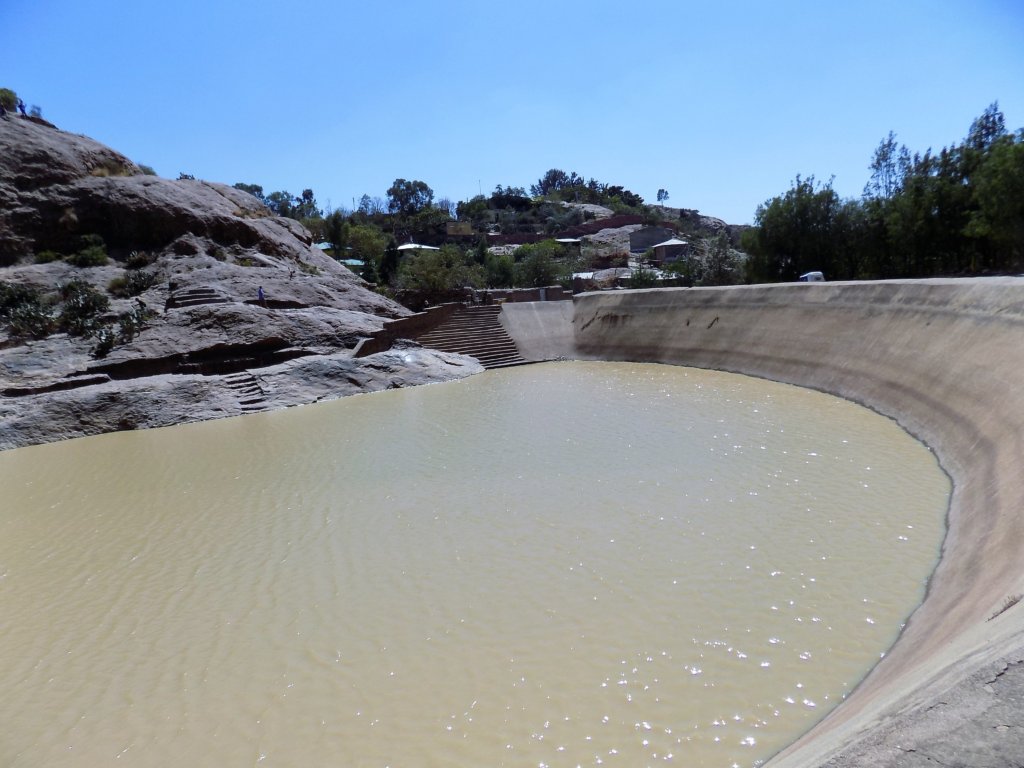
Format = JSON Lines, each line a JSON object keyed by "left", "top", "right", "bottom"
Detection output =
{"left": 17, "top": 99, "right": 27, "bottom": 116}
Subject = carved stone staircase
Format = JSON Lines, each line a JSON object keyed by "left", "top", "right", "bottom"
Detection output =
{"left": 166, "top": 286, "right": 233, "bottom": 310}
{"left": 223, "top": 371, "right": 267, "bottom": 412}
{"left": 414, "top": 305, "right": 526, "bottom": 369}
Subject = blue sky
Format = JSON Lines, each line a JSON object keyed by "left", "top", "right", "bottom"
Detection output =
{"left": 2, "top": 0, "right": 1022, "bottom": 224}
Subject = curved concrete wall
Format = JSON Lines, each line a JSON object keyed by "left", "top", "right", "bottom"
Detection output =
{"left": 506, "top": 280, "right": 1024, "bottom": 765}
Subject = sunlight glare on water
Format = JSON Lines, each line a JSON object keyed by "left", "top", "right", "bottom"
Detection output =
{"left": 0, "top": 361, "right": 949, "bottom": 767}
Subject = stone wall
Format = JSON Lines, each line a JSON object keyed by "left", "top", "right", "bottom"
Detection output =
{"left": 353, "top": 303, "right": 463, "bottom": 358}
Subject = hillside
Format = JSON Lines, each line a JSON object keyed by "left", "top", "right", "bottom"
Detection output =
{"left": 0, "top": 116, "right": 481, "bottom": 449}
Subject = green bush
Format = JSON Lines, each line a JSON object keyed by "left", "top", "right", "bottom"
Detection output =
{"left": 125, "top": 250, "right": 153, "bottom": 269}
{"left": 108, "top": 270, "right": 156, "bottom": 297}
{"left": 117, "top": 302, "right": 155, "bottom": 343}
{"left": 34, "top": 250, "right": 63, "bottom": 264}
{"left": 67, "top": 246, "right": 109, "bottom": 267}
{"left": 8, "top": 302, "right": 54, "bottom": 338}
{"left": 627, "top": 266, "right": 659, "bottom": 288}
{"left": 107, "top": 276, "right": 126, "bottom": 295}
{"left": 513, "top": 240, "right": 566, "bottom": 287}
{"left": 92, "top": 327, "right": 116, "bottom": 358}
{"left": 1, "top": 281, "right": 41, "bottom": 317}
{"left": 118, "top": 312, "right": 140, "bottom": 342}
{"left": 484, "top": 253, "right": 515, "bottom": 288}
{"left": 395, "top": 244, "right": 485, "bottom": 293}
{"left": 90, "top": 301, "right": 154, "bottom": 357}
{"left": 67, "top": 234, "right": 109, "bottom": 267}
{"left": 58, "top": 279, "right": 110, "bottom": 337}
{"left": 0, "top": 281, "right": 54, "bottom": 338}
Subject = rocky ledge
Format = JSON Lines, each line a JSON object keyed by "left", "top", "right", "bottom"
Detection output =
{"left": 0, "top": 116, "right": 481, "bottom": 450}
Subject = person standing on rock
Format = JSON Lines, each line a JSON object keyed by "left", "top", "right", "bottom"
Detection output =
{"left": 257, "top": 286, "right": 266, "bottom": 307}
{"left": 17, "top": 99, "right": 27, "bottom": 116}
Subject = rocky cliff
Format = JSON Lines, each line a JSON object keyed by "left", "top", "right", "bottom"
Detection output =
{"left": 0, "top": 116, "right": 481, "bottom": 450}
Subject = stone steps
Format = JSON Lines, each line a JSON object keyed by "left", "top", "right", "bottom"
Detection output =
{"left": 223, "top": 371, "right": 267, "bottom": 412}
{"left": 166, "top": 287, "right": 233, "bottom": 310}
{"left": 414, "top": 305, "right": 526, "bottom": 369}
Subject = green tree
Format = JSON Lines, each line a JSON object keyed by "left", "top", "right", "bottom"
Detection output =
{"left": 743, "top": 175, "right": 843, "bottom": 282}
{"left": 602, "top": 185, "right": 645, "bottom": 209}
{"left": 530, "top": 169, "right": 574, "bottom": 197}
{"left": 456, "top": 195, "right": 490, "bottom": 227}
{"left": 323, "top": 211, "right": 351, "bottom": 255}
{"left": 514, "top": 240, "right": 564, "bottom": 287}
{"left": 379, "top": 238, "right": 401, "bottom": 286}
{"left": 357, "top": 194, "right": 386, "bottom": 217}
{"left": 265, "top": 190, "right": 296, "bottom": 218}
{"left": 490, "top": 185, "right": 531, "bottom": 211}
{"left": 0, "top": 87, "right": 17, "bottom": 110}
{"left": 485, "top": 253, "right": 515, "bottom": 287}
{"left": 966, "top": 102, "right": 1007, "bottom": 152}
{"left": 386, "top": 179, "right": 434, "bottom": 216}
{"left": 627, "top": 266, "right": 659, "bottom": 288}
{"left": 864, "top": 131, "right": 910, "bottom": 200}
{"left": 396, "top": 244, "right": 484, "bottom": 293}
{"left": 293, "top": 188, "right": 321, "bottom": 220}
{"left": 740, "top": 104, "right": 1023, "bottom": 281}
{"left": 348, "top": 224, "right": 388, "bottom": 275}
{"left": 233, "top": 183, "right": 266, "bottom": 204}
{"left": 968, "top": 133, "right": 1024, "bottom": 268}
{"left": 694, "top": 231, "right": 744, "bottom": 286}
{"left": 403, "top": 205, "right": 452, "bottom": 246}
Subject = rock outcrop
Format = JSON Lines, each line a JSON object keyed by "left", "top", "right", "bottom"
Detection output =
{"left": 0, "top": 116, "right": 482, "bottom": 450}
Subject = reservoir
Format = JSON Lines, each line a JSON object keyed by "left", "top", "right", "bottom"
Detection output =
{"left": 0, "top": 361, "right": 949, "bottom": 767}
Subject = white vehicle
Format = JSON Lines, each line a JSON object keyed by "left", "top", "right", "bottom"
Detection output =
{"left": 799, "top": 271, "right": 825, "bottom": 282}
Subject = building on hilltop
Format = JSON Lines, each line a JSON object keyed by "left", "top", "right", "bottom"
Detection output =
{"left": 650, "top": 237, "right": 690, "bottom": 266}
{"left": 629, "top": 226, "right": 676, "bottom": 254}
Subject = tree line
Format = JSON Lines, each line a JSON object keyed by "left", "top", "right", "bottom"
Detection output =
{"left": 228, "top": 170, "right": 657, "bottom": 298}
{"left": 742, "top": 103, "right": 1024, "bottom": 282}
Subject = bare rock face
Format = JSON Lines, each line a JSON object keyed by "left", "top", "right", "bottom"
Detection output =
{"left": 0, "top": 346, "right": 483, "bottom": 450}
{"left": 0, "top": 117, "right": 480, "bottom": 449}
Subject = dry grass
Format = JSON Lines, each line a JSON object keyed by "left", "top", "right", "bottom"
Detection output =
{"left": 988, "top": 594, "right": 1022, "bottom": 621}
{"left": 89, "top": 161, "right": 132, "bottom": 178}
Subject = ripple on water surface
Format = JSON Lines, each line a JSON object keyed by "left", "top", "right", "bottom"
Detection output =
{"left": 0, "top": 361, "right": 949, "bottom": 767}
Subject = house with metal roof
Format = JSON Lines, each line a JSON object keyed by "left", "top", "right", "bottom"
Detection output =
{"left": 650, "top": 237, "right": 689, "bottom": 265}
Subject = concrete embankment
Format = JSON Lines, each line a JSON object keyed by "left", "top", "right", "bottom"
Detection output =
{"left": 503, "top": 280, "right": 1024, "bottom": 766}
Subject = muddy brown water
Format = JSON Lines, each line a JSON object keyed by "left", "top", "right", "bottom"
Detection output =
{"left": 0, "top": 361, "right": 949, "bottom": 767}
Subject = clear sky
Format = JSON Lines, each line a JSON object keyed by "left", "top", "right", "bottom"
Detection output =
{"left": 2, "top": 0, "right": 1022, "bottom": 224}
